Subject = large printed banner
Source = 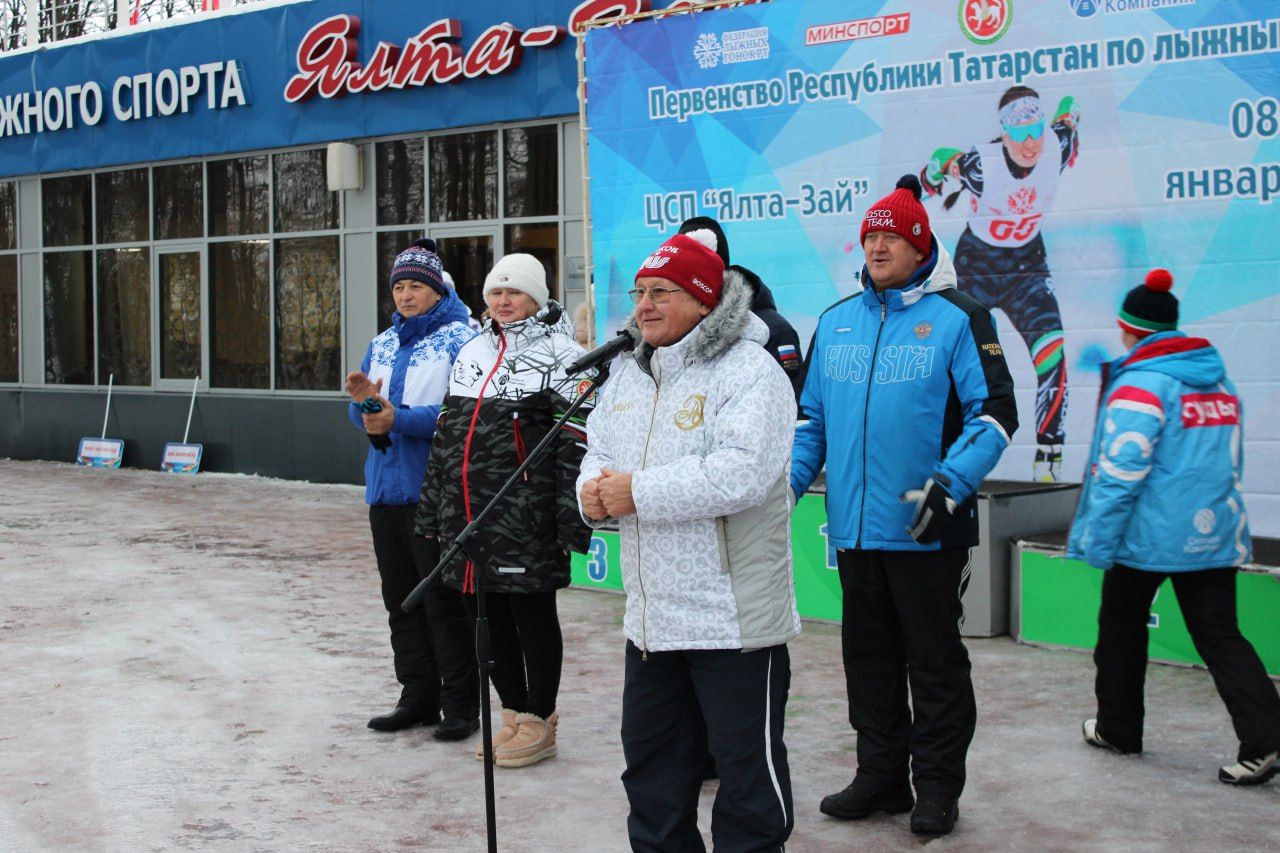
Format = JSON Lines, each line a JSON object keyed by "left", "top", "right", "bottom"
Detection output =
{"left": 585, "top": 0, "right": 1280, "bottom": 535}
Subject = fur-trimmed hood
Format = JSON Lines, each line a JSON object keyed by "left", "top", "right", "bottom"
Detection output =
{"left": 625, "top": 269, "right": 769, "bottom": 371}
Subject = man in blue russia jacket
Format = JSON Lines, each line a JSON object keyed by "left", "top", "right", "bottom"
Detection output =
{"left": 791, "top": 176, "right": 1017, "bottom": 837}
{"left": 1069, "top": 269, "right": 1280, "bottom": 787}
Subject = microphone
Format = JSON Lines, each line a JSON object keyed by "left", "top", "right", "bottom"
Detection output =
{"left": 566, "top": 327, "right": 641, "bottom": 375}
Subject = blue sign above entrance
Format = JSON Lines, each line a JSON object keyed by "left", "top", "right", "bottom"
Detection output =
{"left": 0, "top": 0, "right": 590, "bottom": 178}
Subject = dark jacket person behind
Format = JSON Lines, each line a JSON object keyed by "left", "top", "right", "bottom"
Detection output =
{"left": 679, "top": 216, "right": 805, "bottom": 405}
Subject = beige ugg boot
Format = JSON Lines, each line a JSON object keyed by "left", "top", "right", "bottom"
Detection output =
{"left": 493, "top": 711, "right": 558, "bottom": 768}
{"left": 475, "top": 708, "right": 519, "bottom": 761}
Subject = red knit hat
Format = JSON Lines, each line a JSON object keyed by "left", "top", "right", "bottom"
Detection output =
{"left": 860, "top": 174, "right": 931, "bottom": 259}
{"left": 635, "top": 229, "right": 725, "bottom": 307}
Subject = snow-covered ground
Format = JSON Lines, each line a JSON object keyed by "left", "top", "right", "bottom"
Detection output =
{"left": 1, "top": 460, "right": 1277, "bottom": 851}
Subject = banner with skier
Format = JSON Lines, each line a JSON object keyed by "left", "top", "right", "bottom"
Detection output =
{"left": 583, "top": 0, "right": 1280, "bottom": 533}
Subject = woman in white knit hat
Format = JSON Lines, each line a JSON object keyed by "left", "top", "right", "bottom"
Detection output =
{"left": 414, "top": 253, "right": 594, "bottom": 768}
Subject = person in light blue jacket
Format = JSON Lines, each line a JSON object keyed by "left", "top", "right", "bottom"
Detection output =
{"left": 792, "top": 176, "right": 1017, "bottom": 837}
{"left": 1070, "top": 268, "right": 1280, "bottom": 787}
{"left": 345, "top": 238, "right": 480, "bottom": 741}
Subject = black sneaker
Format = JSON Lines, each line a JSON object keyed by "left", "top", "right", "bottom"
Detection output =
{"left": 910, "top": 797, "right": 959, "bottom": 836}
{"left": 367, "top": 706, "right": 440, "bottom": 732}
{"left": 433, "top": 717, "right": 481, "bottom": 742}
{"left": 1219, "top": 751, "right": 1279, "bottom": 786}
{"left": 819, "top": 776, "right": 913, "bottom": 821}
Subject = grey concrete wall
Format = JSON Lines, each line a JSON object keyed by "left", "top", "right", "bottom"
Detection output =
{"left": 0, "top": 388, "right": 366, "bottom": 484}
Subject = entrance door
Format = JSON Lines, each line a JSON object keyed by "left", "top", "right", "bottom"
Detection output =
{"left": 430, "top": 226, "right": 497, "bottom": 323}
{"left": 154, "top": 246, "right": 206, "bottom": 388}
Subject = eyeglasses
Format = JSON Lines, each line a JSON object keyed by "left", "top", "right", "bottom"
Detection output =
{"left": 1003, "top": 120, "right": 1044, "bottom": 143}
{"left": 627, "top": 286, "right": 684, "bottom": 305}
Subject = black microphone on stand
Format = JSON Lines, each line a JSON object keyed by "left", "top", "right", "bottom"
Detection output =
{"left": 566, "top": 326, "right": 642, "bottom": 375}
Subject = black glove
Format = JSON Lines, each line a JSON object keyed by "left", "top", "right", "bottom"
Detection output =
{"left": 360, "top": 397, "right": 392, "bottom": 453}
{"left": 901, "top": 476, "right": 957, "bottom": 543}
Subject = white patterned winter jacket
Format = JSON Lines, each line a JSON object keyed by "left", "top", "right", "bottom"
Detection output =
{"left": 577, "top": 271, "right": 801, "bottom": 652}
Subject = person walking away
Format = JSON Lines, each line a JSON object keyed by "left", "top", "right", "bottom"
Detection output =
{"left": 1069, "top": 268, "right": 1280, "bottom": 786}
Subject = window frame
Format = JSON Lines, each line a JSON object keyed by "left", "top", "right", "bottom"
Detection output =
{"left": 20, "top": 117, "right": 580, "bottom": 396}
{"left": 152, "top": 243, "right": 208, "bottom": 393}
{"left": 0, "top": 180, "right": 19, "bottom": 385}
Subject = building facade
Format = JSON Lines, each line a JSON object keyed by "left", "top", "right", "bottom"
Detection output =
{"left": 0, "top": 0, "right": 603, "bottom": 481}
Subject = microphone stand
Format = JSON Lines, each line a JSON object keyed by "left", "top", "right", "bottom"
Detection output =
{"left": 401, "top": 371, "right": 605, "bottom": 853}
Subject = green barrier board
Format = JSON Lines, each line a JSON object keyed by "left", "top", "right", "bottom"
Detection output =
{"left": 1018, "top": 550, "right": 1280, "bottom": 678}
{"left": 570, "top": 493, "right": 842, "bottom": 622}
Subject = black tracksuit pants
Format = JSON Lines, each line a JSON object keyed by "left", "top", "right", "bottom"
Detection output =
{"left": 369, "top": 504, "right": 477, "bottom": 721}
{"left": 837, "top": 547, "right": 976, "bottom": 800}
{"left": 621, "top": 641, "right": 793, "bottom": 853}
{"left": 1094, "top": 564, "right": 1280, "bottom": 759}
{"left": 460, "top": 590, "right": 563, "bottom": 719}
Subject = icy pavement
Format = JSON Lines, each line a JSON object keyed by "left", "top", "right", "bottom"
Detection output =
{"left": 0, "top": 459, "right": 1277, "bottom": 852}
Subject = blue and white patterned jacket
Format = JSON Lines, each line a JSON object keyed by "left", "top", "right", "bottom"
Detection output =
{"left": 348, "top": 288, "right": 475, "bottom": 506}
{"left": 1067, "top": 331, "right": 1250, "bottom": 572}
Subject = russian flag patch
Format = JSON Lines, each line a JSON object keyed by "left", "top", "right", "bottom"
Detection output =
{"left": 778, "top": 344, "right": 798, "bottom": 362}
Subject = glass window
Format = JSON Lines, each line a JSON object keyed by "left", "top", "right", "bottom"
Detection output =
{"left": 429, "top": 131, "right": 497, "bottom": 222}
{"left": 154, "top": 163, "right": 204, "bottom": 240}
{"left": 274, "top": 149, "right": 338, "bottom": 233}
{"left": 43, "top": 251, "right": 93, "bottom": 384}
{"left": 159, "top": 251, "right": 202, "bottom": 381}
{"left": 376, "top": 230, "right": 425, "bottom": 328}
{"left": 504, "top": 125, "right": 558, "bottom": 217}
{"left": 434, "top": 234, "right": 494, "bottom": 320}
{"left": 96, "top": 169, "right": 149, "bottom": 244}
{"left": 0, "top": 182, "right": 16, "bottom": 250}
{"left": 275, "top": 236, "right": 341, "bottom": 391}
{"left": 0, "top": 256, "right": 16, "bottom": 381}
{"left": 208, "top": 155, "right": 269, "bottom": 237}
{"left": 210, "top": 241, "right": 269, "bottom": 388}
{"left": 96, "top": 248, "right": 151, "bottom": 386}
{"left": 505, "top": 223, "right": 559, "bottom": 301}
{"left": 376, "top": 139, "right": 425, "bottom": 226}
{"left": 42, "top": 175, "right": 92, "bottom": 247}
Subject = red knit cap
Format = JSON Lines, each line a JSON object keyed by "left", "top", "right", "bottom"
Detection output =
{"left": 635, "top": 229, "right": 725, "bottom": 307}
{"left": 860, "top": 174, "right": 931, "bottom": 259}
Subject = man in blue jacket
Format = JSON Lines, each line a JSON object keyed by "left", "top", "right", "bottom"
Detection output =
{"left": 1069, "top": 269, "right": 1280, "bottom": 786}
{"left": 346, "top": 239, "right": 480, "bottom": 740}
{"left": 792, "top": 176, "right": 1017, "bottom": 836}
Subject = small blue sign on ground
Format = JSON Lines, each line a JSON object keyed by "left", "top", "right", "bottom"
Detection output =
{"left": 76, "top": 438, "right": 124, "bottom": 468}
{"left": 161, "top": 442, "right": 203, "bottom": 474}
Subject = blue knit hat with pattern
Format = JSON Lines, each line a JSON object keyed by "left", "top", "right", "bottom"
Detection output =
{"left": 390, "top": 238, "right": 445, "bottom": 294}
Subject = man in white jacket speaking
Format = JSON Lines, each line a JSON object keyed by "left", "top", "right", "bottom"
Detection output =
{"left": 577, "top": 229, "right": 801, "bottom": 852}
